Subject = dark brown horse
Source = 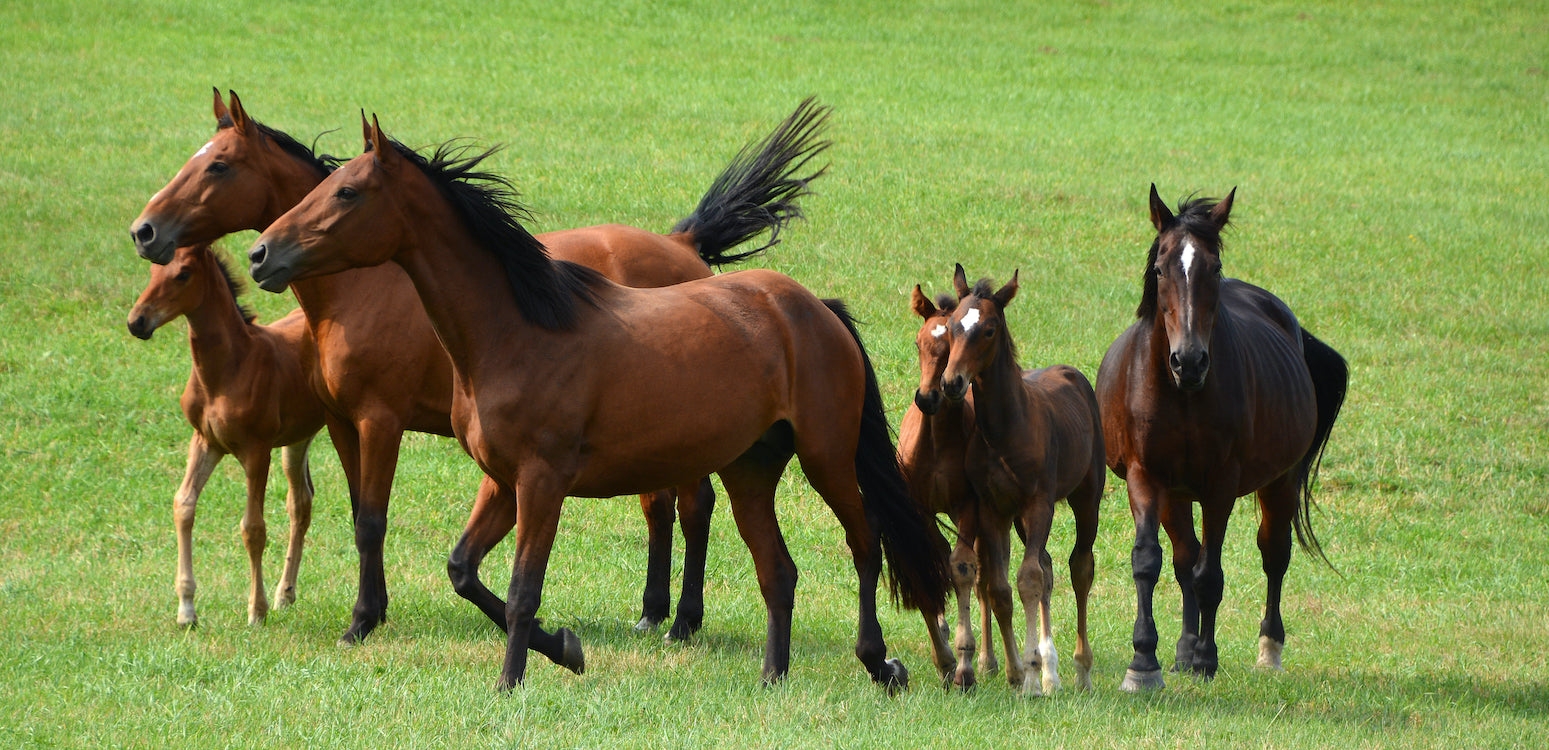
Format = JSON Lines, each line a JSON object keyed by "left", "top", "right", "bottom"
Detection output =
{"left": 1097, "top": 186, "right": 1347, "bottom": 691}
{"left": 128, "top": 91, "right": 830, "bottom": 659}
{"left": 247, "top": 116, "right": 949, "bottom": 690}
{"left": 128, "top": 242, "right": 325, "bottom": 628}
{"left": 932, "top": 265, "right": 1103, "bottom": 695}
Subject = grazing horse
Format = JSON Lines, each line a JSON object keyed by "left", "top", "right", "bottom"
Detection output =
{"left": 127, "top": 242, "right": 325, "bottom": 628}
{"left": 899, "top": 285, "right": 1011, "bottom": 687}
{"left": 127, "top": 91, "right": 831, "bottom": 657}
{"left": 932, "top": 265, "right": 1103, "bottom": 695}
{"left": 1097, "top": 185, "right": 1347, "bottom": 691}
{"left": 247, "top": 117, "right": 949, "bottom": 690}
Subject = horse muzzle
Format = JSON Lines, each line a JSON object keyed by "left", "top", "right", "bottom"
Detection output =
{"left": 127, "top": 312, "right": 157, "bottom": 340}
{"left": 941, "top": 373, "right": 970, "bottom": 403}
{"left": 914, "top": 388, "right": 944, "bottom": 416}
{"left": 247, "top": 240, "right": 295, "bottom": 293}
{"left": 129, "top": 217, "right": 178, "bottom": 264}
{"left": 1169, "top": 348, "right": 1210, "bottom": 392}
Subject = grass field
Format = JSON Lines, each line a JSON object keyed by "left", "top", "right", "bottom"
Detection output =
{"left": 1, "top": 0, "right": 1545, "bottom": 747}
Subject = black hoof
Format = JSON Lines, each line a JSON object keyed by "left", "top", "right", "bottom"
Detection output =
{"left": 558, "top": 627, "right": 585, "bottom": 674}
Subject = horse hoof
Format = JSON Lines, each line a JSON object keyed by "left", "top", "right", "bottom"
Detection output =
{"left": 883, "top": 658, "right": 909, "bottom": 695}
{"left": 1120, "top": 668, "right": 1165, "bottom": 692}
{"left": 634, "top": 616, "right": 661, "bottom": 632}
{"left": 1256, "top": 636, "right": 1284, "bottom": 671}
{"left": 559, "top": 627, "right": 586, "bottom": 675}
{"left": 664, "top": 616, "right": 701, "bottom": 643}
{"left": 952, "top": 667, "right": 976, "bottom": 692}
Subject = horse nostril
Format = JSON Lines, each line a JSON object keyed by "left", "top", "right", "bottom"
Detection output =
{"left": 1169, "top": 352, "right": 1182, "bottom": 372}
{"left": 249, "top": 243, "right": 268, "bottom": 266}
{"left": 134, "top": 224, "right": 155, "bottom": 244}
{"left": 1198, "top": 351, "right": 1210, "bottom": 371}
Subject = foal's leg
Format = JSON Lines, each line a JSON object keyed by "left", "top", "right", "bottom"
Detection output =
{"left": 636, "top": 489, "right": 676, "bottom": 631}
{"left": 273, "top": 437, "right": 315, "bottom": 611}
{"left": 447, "top": 475, "right": 583, "bottom": 674}
{"left": 1067, "top": 476, "right": 1103, "bottom": 691}
{"left": 341, "top": 417, "right": 404, "bottom": 644}
{"left": 236, "top": 447, "right": 273, "bottom": 626}
{"left": 173, "top": 434, "right": 223, "bottom": 628}
{"left": 1017, "top": 501, "right": 1058, "bottom": 696}
{"left": 1121, "top": 466, "right": 1167, "bottom": 692}
{"left": 947, "top": 513, "right": 980, "bottom": 690}
{"left": 667, "top": 477, "right": 716, "bottom": 642}
{"left": 717, "top": 450, "right": 798, "bottom": 685}
{"left": 1161, "top": 495, "right": 1202, "bottom": 674}
{"left": 978, "top": 527, "right": 1024, "bottom": 691}
{"left": 1255, "top": 477, "right": 1298, "bottom": 671}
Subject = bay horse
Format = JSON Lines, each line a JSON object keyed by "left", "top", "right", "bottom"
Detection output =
{"left": 932, "top": 265, "right": 1104, "bottom": 695}
{"left": 1096, "top": 185, "right": 1347, "bottom": 691}
{"left": 899, "top": 285, "right": 1010, "bottom": 687}
{"left": 127, "top": 91, "right": 831, "bottom": 660}
{"left": 247, "top": 116, "right": 950, "bottom": 690}
{"left": 127, "top": 242, "right": 326, "bottom": 628}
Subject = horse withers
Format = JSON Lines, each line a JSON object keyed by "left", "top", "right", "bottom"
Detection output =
{"left": 1096, "top": 185, "right": 1348, "bottom": 691}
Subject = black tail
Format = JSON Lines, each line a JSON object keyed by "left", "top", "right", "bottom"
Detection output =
{"left": 1293, "top": 329, "right": 1348, "bottom": 564}
{"left": 822, "top": 299, "right": 950, "bottom": 615}
{"left": 673, "top": 98, "right": 831, "bottom": 267}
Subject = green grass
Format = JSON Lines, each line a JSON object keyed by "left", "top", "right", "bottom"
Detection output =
{"left": 2, "top": 0, "right": 1546, "bottom": 747}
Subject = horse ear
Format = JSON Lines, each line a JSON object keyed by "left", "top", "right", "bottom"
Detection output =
{"left": 952, "top": 264, "right": 970, "bottom": 299}
{"left": 1148, "top": 183, "right": 1174, "bottom": 231}
{"left": 212, "top": 87, "right": 231, "bottom": 127}
{"left": 993, "top": 270, "right": 1019, "bottom": 309}
{"left": 227, "top": 90, "right": 252, "bottom": 135}
{"left": 369, "top": 114, "right": 397, "bottom": 168}
{"left": 911, "top": 285, "right": 938, "bottom": 320}
{"left": 1210, "top": 187, "right": 1236, "bottom": 229}
{"left": 360, "top": 110, "right": 373, "bottom": 152}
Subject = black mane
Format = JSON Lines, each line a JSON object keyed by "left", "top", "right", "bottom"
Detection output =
{"left": 385, "top": 137, "right": 603, "bottom": 330}
{"left": 218, "top": 115, "right": 341, "bottom": 179}
{"left": 1136, "top": 195, "right": 1227, "bottom": 320}
{"left": 207, "top": 245, "right": 257, "bottom": 324}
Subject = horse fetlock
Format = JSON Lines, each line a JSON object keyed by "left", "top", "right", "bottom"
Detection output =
{"left": 176, "top": 600, "right": 198, "bottom": 629}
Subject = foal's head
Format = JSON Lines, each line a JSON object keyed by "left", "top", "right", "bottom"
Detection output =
{"left": 130, "top": 89, "right": 336, "bottom": 264}
{"left": 940, "top": 264, "right": 1019, "bottom": 403}
{"left": 128, "top": 243, "right": 253, "bottom": 340}
{"left": 1140, "top": 184, "right": 1235, "bottom": 392}
{"left": 909, "top": 285, "right": 958, "bottom": 416}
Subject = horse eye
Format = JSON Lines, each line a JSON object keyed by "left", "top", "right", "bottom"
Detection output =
{"left": 174, "top": 268, "right": 193, "bottom": 281}
{"left": 207, "top": 161, "right": 229, "bottom": 175}
{"left": 335, "top": 186, "right": 358, "bottom": 200}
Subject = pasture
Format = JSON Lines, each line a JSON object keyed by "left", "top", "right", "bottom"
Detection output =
{"left": 1, "top": 0, "right": 1545, "bottom": 746}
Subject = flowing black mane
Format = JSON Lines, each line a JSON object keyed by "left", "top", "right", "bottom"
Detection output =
{"left": 384, "top": 137, "right": 603, "bottom": 330}
{"left": 218, "top": 115, "right": 341, "bottom": 179}
{"left": 1136, "top": 195, "right": 1227, "bottom": 320}
{"left": 206, "top": 244, "right": 258, "bottom": 324}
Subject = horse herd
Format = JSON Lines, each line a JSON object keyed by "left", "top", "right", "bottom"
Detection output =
{"left": 124, "top": 90, "right": 1348, "bottom": 695}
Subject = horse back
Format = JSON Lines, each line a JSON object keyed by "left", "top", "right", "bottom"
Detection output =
{"left": 539, "top": 224, "right": 712, "bottom": 288}
{"left": 1021, "top": 365, "right": 1106, "bottom": 496}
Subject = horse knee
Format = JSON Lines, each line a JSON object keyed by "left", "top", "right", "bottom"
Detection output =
{"left": 1131, "top": 539, "right": 1163, "bottom": 584}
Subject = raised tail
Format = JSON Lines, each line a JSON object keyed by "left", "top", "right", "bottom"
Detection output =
{"left": 1293, "top": 328, "right": 1349, "bottom": 563}
{"left": 822, "top": 299, "right": 950, "bottom": 615}
{"left": 673, "top": 98, "right": 832, "bottom": 267}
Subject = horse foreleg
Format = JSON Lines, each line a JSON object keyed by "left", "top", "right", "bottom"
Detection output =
{"left": 1161, "top": 495, "right": 1202, "bottom": 674}
{"left": 273, "top": 437, "right": 315, "bottom": 610}
{"left": 1191, "top": 498, "right": 1235, "bottom": 679}
{"left": 498, "top": 474, "right": 568, "bottom": 690}
{"left": 1122, "top": 467, "right": 1167, "bottom": 692}
{"left": 340, "top": 418, "right": 403, "bottom": 644}
{"left": 948, "top": 537, "right": 979, "bottom": 690}
{"left": 667, "top": 477, "right": 715, "bottom": 642}
{"left": 1016, "top": 503, "right": 1058, "bottom": 696}
{"left": 323, "top": 414, "right": 362, "bottom": 521}
{"left": 978, "top": 528, "right": 1023, "bottom": 692}
{"left": 173, "top": 434, "right": 222, "bottom": 628}
{"left": 1255, "top": 478, "right": 1297, "bottom": 672}
{"left": 636, "top": 489, "right": 675, "bottom": 631}
{"left": 974, "top": 575, "right": 998, "bottom": 679}
{"left": 447, "top": 476, "right": 583, "bottom": 674}
{"left": 237, "top": 448, "right": 273, "bottom": 626}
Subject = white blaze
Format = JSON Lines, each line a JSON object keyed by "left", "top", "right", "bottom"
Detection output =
{"left": 1181, "top": 238, "right": 1198, "bottom": 284}
{"left": 959, "top": 307, "right": 981, "bottom": 333}
{"left": 194, "top": 141, "right": 213, "bottom": 158}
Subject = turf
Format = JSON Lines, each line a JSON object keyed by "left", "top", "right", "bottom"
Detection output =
{"left": 0, "top": 0, "right": 1545, "bottom": 747}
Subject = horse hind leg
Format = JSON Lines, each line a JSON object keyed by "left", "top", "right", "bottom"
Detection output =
{"left": 1067, "top": 474, "right": 1102, "bottom": 691}
{"left": 717, "top": 441, "right": 799, "bottom": 686}
{"left": 173, "top": 434, "right": 222, "bottom": 628}
{"left": 1256, "top": 477, "right": 1298, "bottom": 671}
{"left": 636, "top": 488, "right": 675, "bottom": 631}
{"left": 237, "top": 448, "right": 273, "bottom": 626}
{"left": 273, "top": 437, "right": 315, "bottom": 610}
{"left": 1016, "top": 503, "right": 1058, "bottom": 696}
{"left": 667, "top": 476, "right": 715, "bottom": 642}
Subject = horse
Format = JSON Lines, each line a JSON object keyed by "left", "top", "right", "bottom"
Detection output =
{"left": 1096, "top": 185, "right": 1348, "bottom": 691}
{"left": 127, "top": 242, "right": 326, "bottom": 629}
{"left": 927, "top": 265, "right": 1104, "bottom": 695}
{"left": 899, "top": 284, "right": 1011, "bottom": 688}
{"left": 247, "top": 116, "right": 950, "bottom": 690}
{"left": 127, "top": 91, "right": 832, "bottom": 662}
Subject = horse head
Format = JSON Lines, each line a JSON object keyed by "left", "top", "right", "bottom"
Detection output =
{"left": 941, "top": 263, "right": 1018, "bottom": 402}
{"left": 1145, "top": 184, "right": 1234, "bottom": 392}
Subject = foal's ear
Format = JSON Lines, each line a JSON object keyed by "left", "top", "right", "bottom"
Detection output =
{"left": 993, "top": 270, "right": 1019, "bottom": 309}
{"left": 227, "top": 90, "right": 252, "bottom": 135}
{"left": 952, "top": 264, "right": 971, "bottom": 299}
{"left": 1210, "top": 187, "right": 1236, "bottom": 229}
{"left": 369, "top": 114, "right": 397, "bottom": 168}
{"left": 212, "top": 87, "right": 230, "bottom": 126}
{"left": 1148, "top": 183, "right": 1174, "bottom": 231}
{"left": 911, "top": 285, "right": 938, "bottom": 320}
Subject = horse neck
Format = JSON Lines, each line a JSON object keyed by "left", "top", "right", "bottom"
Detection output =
{"left": 969, "top": 334, "right": 1032, "bottom": 443}
{"left": 182, "top": 268, "right": 257, "bottom": 392}
{"left": 255, "top": 152, "right": 328, "bottom": 230}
